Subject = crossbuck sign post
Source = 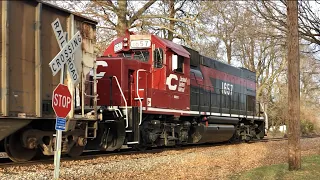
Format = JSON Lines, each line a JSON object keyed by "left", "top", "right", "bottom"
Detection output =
{"left": 50, "top": 18, "right": 82, "bottom": 179}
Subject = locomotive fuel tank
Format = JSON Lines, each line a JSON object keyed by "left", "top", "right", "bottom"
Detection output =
{"left": 192, "top": 116, "right": 237, "bottom": 144}
{"left": 192, "top": 123, "right": 235, "bottom": 144}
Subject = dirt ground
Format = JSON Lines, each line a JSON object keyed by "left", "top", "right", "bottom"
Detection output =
{"left": 0, "top": 137, "right": 320, "bottom": 180}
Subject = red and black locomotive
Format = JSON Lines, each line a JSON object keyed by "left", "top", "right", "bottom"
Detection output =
{"left": 85, "top": 31, "right": 265, "bottom": 151}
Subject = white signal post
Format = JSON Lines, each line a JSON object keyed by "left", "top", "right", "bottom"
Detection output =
{"left": 50, "top": 18, "right": 82, "bottom": 180}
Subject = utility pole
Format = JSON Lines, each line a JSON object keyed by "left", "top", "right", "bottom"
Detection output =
{"left": 287, "top": 0, "right": 301, "bottom": 171}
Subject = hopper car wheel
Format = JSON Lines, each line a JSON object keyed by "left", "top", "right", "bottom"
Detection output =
{"left": 4, "top": 131, "right": 37, "bottom": 162}
{"left": 67, "top": 145, "right": 85, "bottom": 158}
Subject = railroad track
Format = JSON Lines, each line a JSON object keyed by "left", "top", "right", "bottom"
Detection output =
{"left": 0, "top": 135, "right": 319, "bottom": 168}
{"left": 244, "top": 134, "right": 320, "bottom": 145}
{"left": 259, "top": 138, "right": 285, "bottom": 142}
{"left": 0, "top": 142, "right": 229, "bottom": 168}
{"left": 259, "top": 134, "right": 320, "bottom": 142}
{"left": 0, "top": 148, "right": 137, "bottom": 168}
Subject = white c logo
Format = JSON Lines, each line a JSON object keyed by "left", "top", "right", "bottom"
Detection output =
{"left": 94, "top": 61, "right": 108, "bottom": 79}
{"left": 166, "top": 74, "right": 178, "bottom": 91}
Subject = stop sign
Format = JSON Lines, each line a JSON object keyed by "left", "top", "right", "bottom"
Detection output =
{"left": 52, "top": 83, "right": 72, "bottom": 118}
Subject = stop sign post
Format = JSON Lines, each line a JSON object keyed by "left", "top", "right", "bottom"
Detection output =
{"left": 52, "top": 83, "right": 71, "bottom": 179}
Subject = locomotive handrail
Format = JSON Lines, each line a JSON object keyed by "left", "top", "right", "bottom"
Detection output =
{"left": 84, "top": 92, "right": 99, "bottom": 98}
{"left": 112, "top": 76, "right": 128, "bottom": 128}
{"left": 136, "top": 69, "right": 147, "bottom": 126}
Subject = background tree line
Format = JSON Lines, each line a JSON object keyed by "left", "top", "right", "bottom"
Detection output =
{"left": 49, "top": 0, "right": 320, "bottom": 135}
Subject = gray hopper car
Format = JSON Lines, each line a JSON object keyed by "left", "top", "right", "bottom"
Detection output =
{"left": 0, "top": 0, "right": 99, "bottom": 162}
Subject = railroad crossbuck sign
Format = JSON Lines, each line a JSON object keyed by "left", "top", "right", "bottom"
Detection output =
{"left": 49, "top": 18, "right": 82, "bottom": 85}
{"left": 52, "top": 83, "right": 72, "bottom": 118}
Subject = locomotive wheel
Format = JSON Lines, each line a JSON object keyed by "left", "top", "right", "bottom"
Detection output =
{"left": 4, "top": 131, "right": 37, "bottom": 162}
{"left": 67, "top": 145, "right": 85, "bottom": 157}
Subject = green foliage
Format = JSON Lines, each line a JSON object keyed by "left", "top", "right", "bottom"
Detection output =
{"left": 300, "top": 120, "right": 315, "bottom": 136}
{"left": 231, "top": 155, "right": 320, "bottom": 180}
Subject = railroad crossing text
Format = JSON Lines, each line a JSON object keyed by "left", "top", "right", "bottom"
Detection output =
{"left": 49, "top": 31, "right": 82, "bottom": 76}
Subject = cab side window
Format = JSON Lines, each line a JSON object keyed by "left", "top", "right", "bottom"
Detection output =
{"left": 177, "top": 55, "right": 184, "bottom": 72}
{"left": 154, "top": 48, "right": 163, "bottom": 68}
{"left": 172, "top": 54, "right": 184, "bottom": 73}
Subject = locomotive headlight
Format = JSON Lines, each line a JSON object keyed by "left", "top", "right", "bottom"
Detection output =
{"left": 123, "top": 38, "right": 128, "bottom": 47}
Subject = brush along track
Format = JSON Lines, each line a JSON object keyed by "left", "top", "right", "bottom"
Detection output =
{"left": 0, "top": 135, "right": 318, "bottom": 168}
{"left": 258, "top": 134, "right": 320, "bottom": 142}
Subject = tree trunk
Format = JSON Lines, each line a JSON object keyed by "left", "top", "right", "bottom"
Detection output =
{"left": 287, "top": 0, "right": 301, "bottom": 171}
{"left": 167, "top": 0, "right": 175, "bottom": 41}
{"left": 116, "top": 0, "right": 129, "bottom": 36}
{"left": 249, "top": 38, "right": 255, "bottom": 71}
{"left": 226, "top": 41, "right": 232, "bottom": 64}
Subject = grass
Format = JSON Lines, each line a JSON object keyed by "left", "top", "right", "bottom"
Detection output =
{"left": 230, "top": 155, "right": 320, "bottom": 180}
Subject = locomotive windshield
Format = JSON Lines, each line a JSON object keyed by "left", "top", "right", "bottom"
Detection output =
{"left": 133, "top": 50, "right": 150, "bottom": 62}
{"left": 116, "top": 50, "right": 150, "bottom": 62}
{"left": 113, "top": 37, "right": 152, "bottom": 62}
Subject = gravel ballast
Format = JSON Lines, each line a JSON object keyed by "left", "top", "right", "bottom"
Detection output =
{"left": 0, "top": 137, "right": 320, "bottom": 180}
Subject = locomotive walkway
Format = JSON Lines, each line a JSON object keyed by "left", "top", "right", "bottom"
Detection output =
{"left": 0, "top": 136, "right": 320, "bottom": 180}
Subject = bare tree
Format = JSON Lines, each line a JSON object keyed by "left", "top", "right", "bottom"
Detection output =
{"left": 46, "top": 1, "right": 157, "bottom": 55}
{"left": 48, "top": 0, "right": 198, "bottom": 54}
{"left": 68, "top": 0, "right": 157, "bottom": 36}
{"left": 252, "top": 0, "right": 320, "bottom": 55}
{"left": 300, "top": 54, "right": 320, "bottom": 104}
{"left": 228, "top": 5, "right": 287, "bottom": 103}
{"left": 249, "top": 0, "right": 320, "bottom": 133}
{"left": 139, "top": 0, "right": 200, "bottom": 45}
{"left": 198, "top": 1, "right": 243, "bottom": 64}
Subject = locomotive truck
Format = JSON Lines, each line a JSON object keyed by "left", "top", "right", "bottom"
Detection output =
{"left": 0, "top": 1, "right": 265, "bottom": 162}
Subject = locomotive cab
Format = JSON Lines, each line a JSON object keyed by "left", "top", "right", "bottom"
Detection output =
{"left": 95, "top": 32, "right": 191, "bottom": 111}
